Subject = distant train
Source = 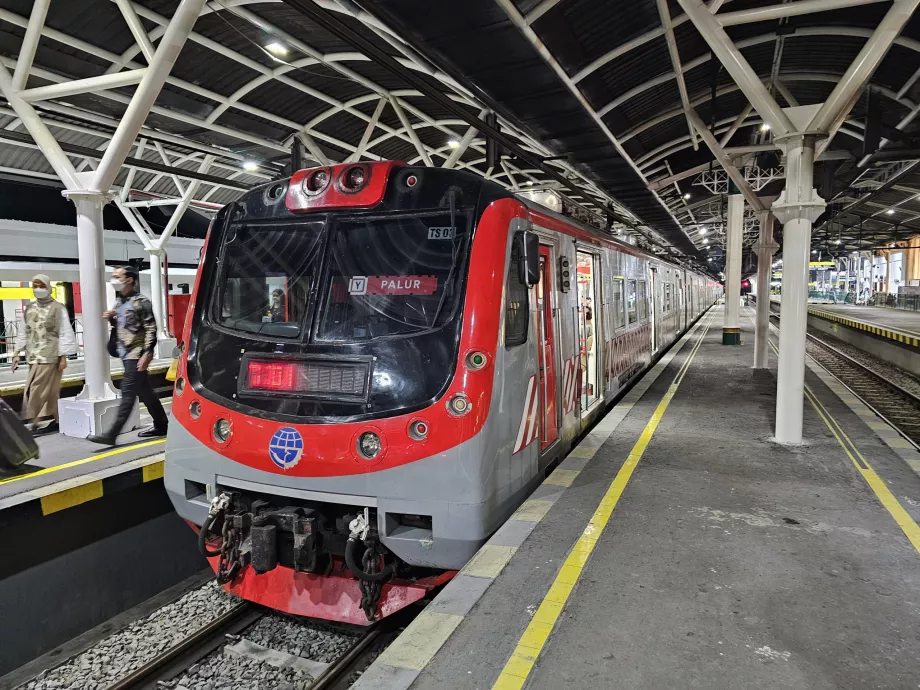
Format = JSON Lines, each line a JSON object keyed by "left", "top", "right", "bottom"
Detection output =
{"left": 164, "top": 161, "right": 721, "bottom": 624}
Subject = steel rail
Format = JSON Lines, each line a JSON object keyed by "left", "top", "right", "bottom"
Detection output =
{"left": 307, "top": 627, "right": 382, "bottom": 690}
{"left": 107, "top": 602, "right": 261, "bottom": 690}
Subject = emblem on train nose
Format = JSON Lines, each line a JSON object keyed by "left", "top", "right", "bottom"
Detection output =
{"left": 268, "top": 427, "right": 304, "bottom": 470}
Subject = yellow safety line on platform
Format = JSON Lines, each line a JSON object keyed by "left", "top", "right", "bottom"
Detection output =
{"left": 490, "top": 314, "right": 713, "bottom": 690}
{"left": 804, "top": 386, "right": 920, "bottom": 553}
{"left": 0, "top": 439, "right": 165, "bottom": 486}
{"left": 807, "top": 308, "right": 920, "bottom": 346}
{"left": 764, "top": 336, "right": 920, "bottom": 553}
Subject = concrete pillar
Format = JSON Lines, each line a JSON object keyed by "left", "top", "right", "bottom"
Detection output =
{"left": 771, "top": 135, "right": 825, "bottom": 445}
{"left": 57, "top": 191, "right": 137, "bottom": 437}
{"left": 723, "top": 193, "right": 744, "bottom": 345}
{"left": 753, "top": 209, "right": 777, "bottom": 368}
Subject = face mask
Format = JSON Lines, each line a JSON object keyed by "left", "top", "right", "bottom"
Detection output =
{"left": 111, "top": 279, "right": 124, "bottom": 291}
{"left": 33, "top": 288, "right": 50, "bottom": 299}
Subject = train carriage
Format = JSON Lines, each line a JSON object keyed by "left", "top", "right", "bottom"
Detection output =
{"left": 164, "top": 161, "right": 720, "bottom": 624}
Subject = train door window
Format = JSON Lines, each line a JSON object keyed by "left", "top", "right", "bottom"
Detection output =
{"left": 612, "top": 278, "right": 626, "bottom": 329}
{"left": 576, "top": 251, "right": 599, "bottom": 409}
{"left": 663, "top": 283, "right": 669, "bottom": 312}
{"left": 626, "top": 279, "right": 637, "bottom": 324}
{"left": 505, "top": 235, "right": 529, "bottom": 347}
{"left": 537, "top": 246, "right": 558, "bottom": 447}
{"left": 637, "top": 280, "right": 648, "bottom": 321}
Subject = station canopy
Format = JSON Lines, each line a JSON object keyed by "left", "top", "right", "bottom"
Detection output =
{"left": 1, "top": 0, "right": 919, "bottom": 269}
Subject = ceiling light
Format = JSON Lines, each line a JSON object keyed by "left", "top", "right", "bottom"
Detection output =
{"left": 700, "top": 227, "right": 707, "bottom": 234}
{"left": 702, "top": 239, "right": 708, "bottom": 244}
{"left": 243, "top": 161, "right": 259, "bottom": 171}
{"left": 447, "top": 139, "right": 460, "bottom": 149}
{"left": 886, "top": 208, "right": 895, "bottom": 215}
{"left": 265, "top": 42, "right": 288, "bottom": 56}
{"left": 760, "top": 123, "right": 771, "bottom": 132}
{"left": 526, "top": 180, "right": 535, "bottom": 186}
{"left": 708, "top": 257, "right": 713, "bottom": 262}
{"left": 683, "top": 193, "right": 691, "bottom": 200}
{"left": 812, "top": 249, "right": 818, "bottom": 254}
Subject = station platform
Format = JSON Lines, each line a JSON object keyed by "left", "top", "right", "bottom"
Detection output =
{"left": 0, "top": 357, "right": 172, "bottom": 398}
{"left": 0, "top": 399, "right": 172, "bottom": 518}
{"left": 357, "top": 306, "right": 920, "bottom": 690}
{"left": 768, "top": 300, "right": 920, "bottom": 347}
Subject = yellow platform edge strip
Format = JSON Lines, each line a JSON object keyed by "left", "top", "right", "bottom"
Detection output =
{"left": 490, "top": 314, "right": 713, "bottom": 690}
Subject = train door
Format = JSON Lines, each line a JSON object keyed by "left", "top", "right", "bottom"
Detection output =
{"left": 576, "top": 250, "right": 600, "bottom": 411}
{"left": 537, "top": 245, "right": 559, "bottom": 448}
{"left": 649, "top": 265, "right": 659, "bottom": 352}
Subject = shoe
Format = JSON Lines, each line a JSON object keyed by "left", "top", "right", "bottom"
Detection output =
{"left": 137, "top": 426, "right": 168, "bottom": 438}
{"left": 31, "top": 421, "right": 59, "bottom": 437}
{"left": 86, "top": 433, "right": 117, "bottom": 446}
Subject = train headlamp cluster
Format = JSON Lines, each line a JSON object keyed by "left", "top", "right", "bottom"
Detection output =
{"left": 357, "top": 431, "right": 382, "bottom": 460}
{"left": 304, "top": 168, "right": 330, "bottom": 194}
{"left": 409, "top": 419, "right": 429, "bottom": 441}
{"left": 466, "top": 351, "right": 487, "bottom": 370}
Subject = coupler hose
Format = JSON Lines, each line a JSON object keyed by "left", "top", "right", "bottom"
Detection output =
{"left": 198, "top": 512, "right": 222, "bottom": 557}
{"left": 345, "top": 538, "right": 396, "bottom": 582}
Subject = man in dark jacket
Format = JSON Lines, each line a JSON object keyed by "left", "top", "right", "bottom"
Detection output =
{"left": 87, "top": 266, "right": 169, "bottom": 445}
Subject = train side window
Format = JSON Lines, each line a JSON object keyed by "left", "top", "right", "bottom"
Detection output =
{"left": 613, "top": 278, "right": 626, "bottom": 329}
{"left": 505, "top": 235, "right": 529, "bottom": 347}
{"left": 627, "top": 279, "right": 637, "bottom": 324}
{"left": 665, "top": 283, "right": 671, "bottom": 312}
{"left": 637, "top": 280, "right": 648, "bottom": 321}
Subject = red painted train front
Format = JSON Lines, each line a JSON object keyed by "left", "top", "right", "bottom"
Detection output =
{"left": 165, "top": 160, "right": 718, "bottom": 623}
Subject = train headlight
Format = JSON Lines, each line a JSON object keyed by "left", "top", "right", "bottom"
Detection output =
{"left": 357, "top": 432, "right": 382, "bottom": 460}
{"left": 213, "top": 419, "right": 232, "bottom": 443}
{"left": 447, "top": 393, "right": 472, "bottom": 417}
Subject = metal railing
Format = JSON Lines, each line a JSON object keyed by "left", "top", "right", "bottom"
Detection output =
{"left": 0, "top": 319, "right": 85, "bottom": 367}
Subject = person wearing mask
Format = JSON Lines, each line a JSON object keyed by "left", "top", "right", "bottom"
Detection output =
{"left": 87, "top": 266, "right": 169, "bottom": 445}
{"left": 11, "top": 275, "right": 77, "bottom": 433}
{"left": 268, "top": 289, "right": 286, "bottom": 322}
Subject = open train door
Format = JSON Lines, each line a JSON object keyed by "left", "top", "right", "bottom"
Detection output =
{"left": 537, "top": 245, "right": 559, "bottom": 448}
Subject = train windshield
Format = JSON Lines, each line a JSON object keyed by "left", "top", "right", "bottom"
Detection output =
{"left": 215, "top": 220, "right": 324, "bottom": 338}
{"left": 318, "top": 211, "right": 470, "bottom": 341}
{"left": 212, "top": 211, "right": 470, "bottom": 342}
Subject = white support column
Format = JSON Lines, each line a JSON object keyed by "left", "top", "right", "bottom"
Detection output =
{"left": 753, "top": 209, "right": 777, "bottom": 367}
{"left": 57, "top": 191, "right": 138, "bottom": 437}
{"left": 869, "top": 252, "right": 877, "bottom": 302}
{"left": 148, "top": 249, "right": 175, "bottom": 357}
{"left": 723, "top": 193, "right": 744, "bottom": 345}
{"left": 771, "top": 135, "right": 826, "bottom": 444}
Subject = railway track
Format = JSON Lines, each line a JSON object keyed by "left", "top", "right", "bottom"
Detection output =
{"left": 769, "top": 311, "right": 920, "bottom": 448}
{"left": 17, "top": 582, "right": 390, "bottom": 690}
{"left": 105, "top": 605, "right": 380, "bottom": 690}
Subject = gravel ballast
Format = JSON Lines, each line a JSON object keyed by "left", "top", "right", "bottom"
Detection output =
{"left": 22, "top": 582, "right": 239, "bottom": 690}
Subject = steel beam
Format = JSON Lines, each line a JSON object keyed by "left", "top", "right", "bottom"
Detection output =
{"left": 12, "top": 0, "right": 50, "bottom": 91}
{"left": 688, "top": 109, "right": 766, "bottom": 211}
{"left": 656, "top": 0, "right": 698, "bottom": 151}
{"left": 0, "top": 63, "right": 82, "bottom": 190}
{"left": 809, "top": 0, "right": 920, "bottom": 148}
{"left": 347, "top": 97, "right": 387, "bottom": 163}
{"left": 717, "top": 0, "right": 890, "bottom": 26}
{"left": 93, "top": 0, "right": 208, "bottom": 192}
{"left": 389, "top": 96, "right": 433, "bottom": 167}
{"left": 114, "top": 0, "right": 158, "bottom": 63}
{"left": 19, "top": 69, "right": 148, "bottom": 103}
{"left": 677, "top": 0, "right": 795, "bottom": 136}
{"left": 723, "top": 194, "right": 744, "bottom": 345}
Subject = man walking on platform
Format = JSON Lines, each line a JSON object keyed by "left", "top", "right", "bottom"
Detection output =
{"left": 87, "top": 266, "right": 169, "bottom": 445}
{"left": 11, "top": 274, "right": 77, "bottom": 434}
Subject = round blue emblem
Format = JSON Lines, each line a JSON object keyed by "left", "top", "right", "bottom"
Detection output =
{"left": 268, "top": 427, "right": 304, "bottom": 470}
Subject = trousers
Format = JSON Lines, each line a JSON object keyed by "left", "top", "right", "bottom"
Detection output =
{"left": 109, "top": 358, "right": 169, "bottom": 437}
{"left": 21, "top": 362, "right": 63, "bottom": 422}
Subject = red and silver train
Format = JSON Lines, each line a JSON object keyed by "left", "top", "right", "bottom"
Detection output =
{"left": 165, "top": 161, "right": 720, "bottom": 624}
